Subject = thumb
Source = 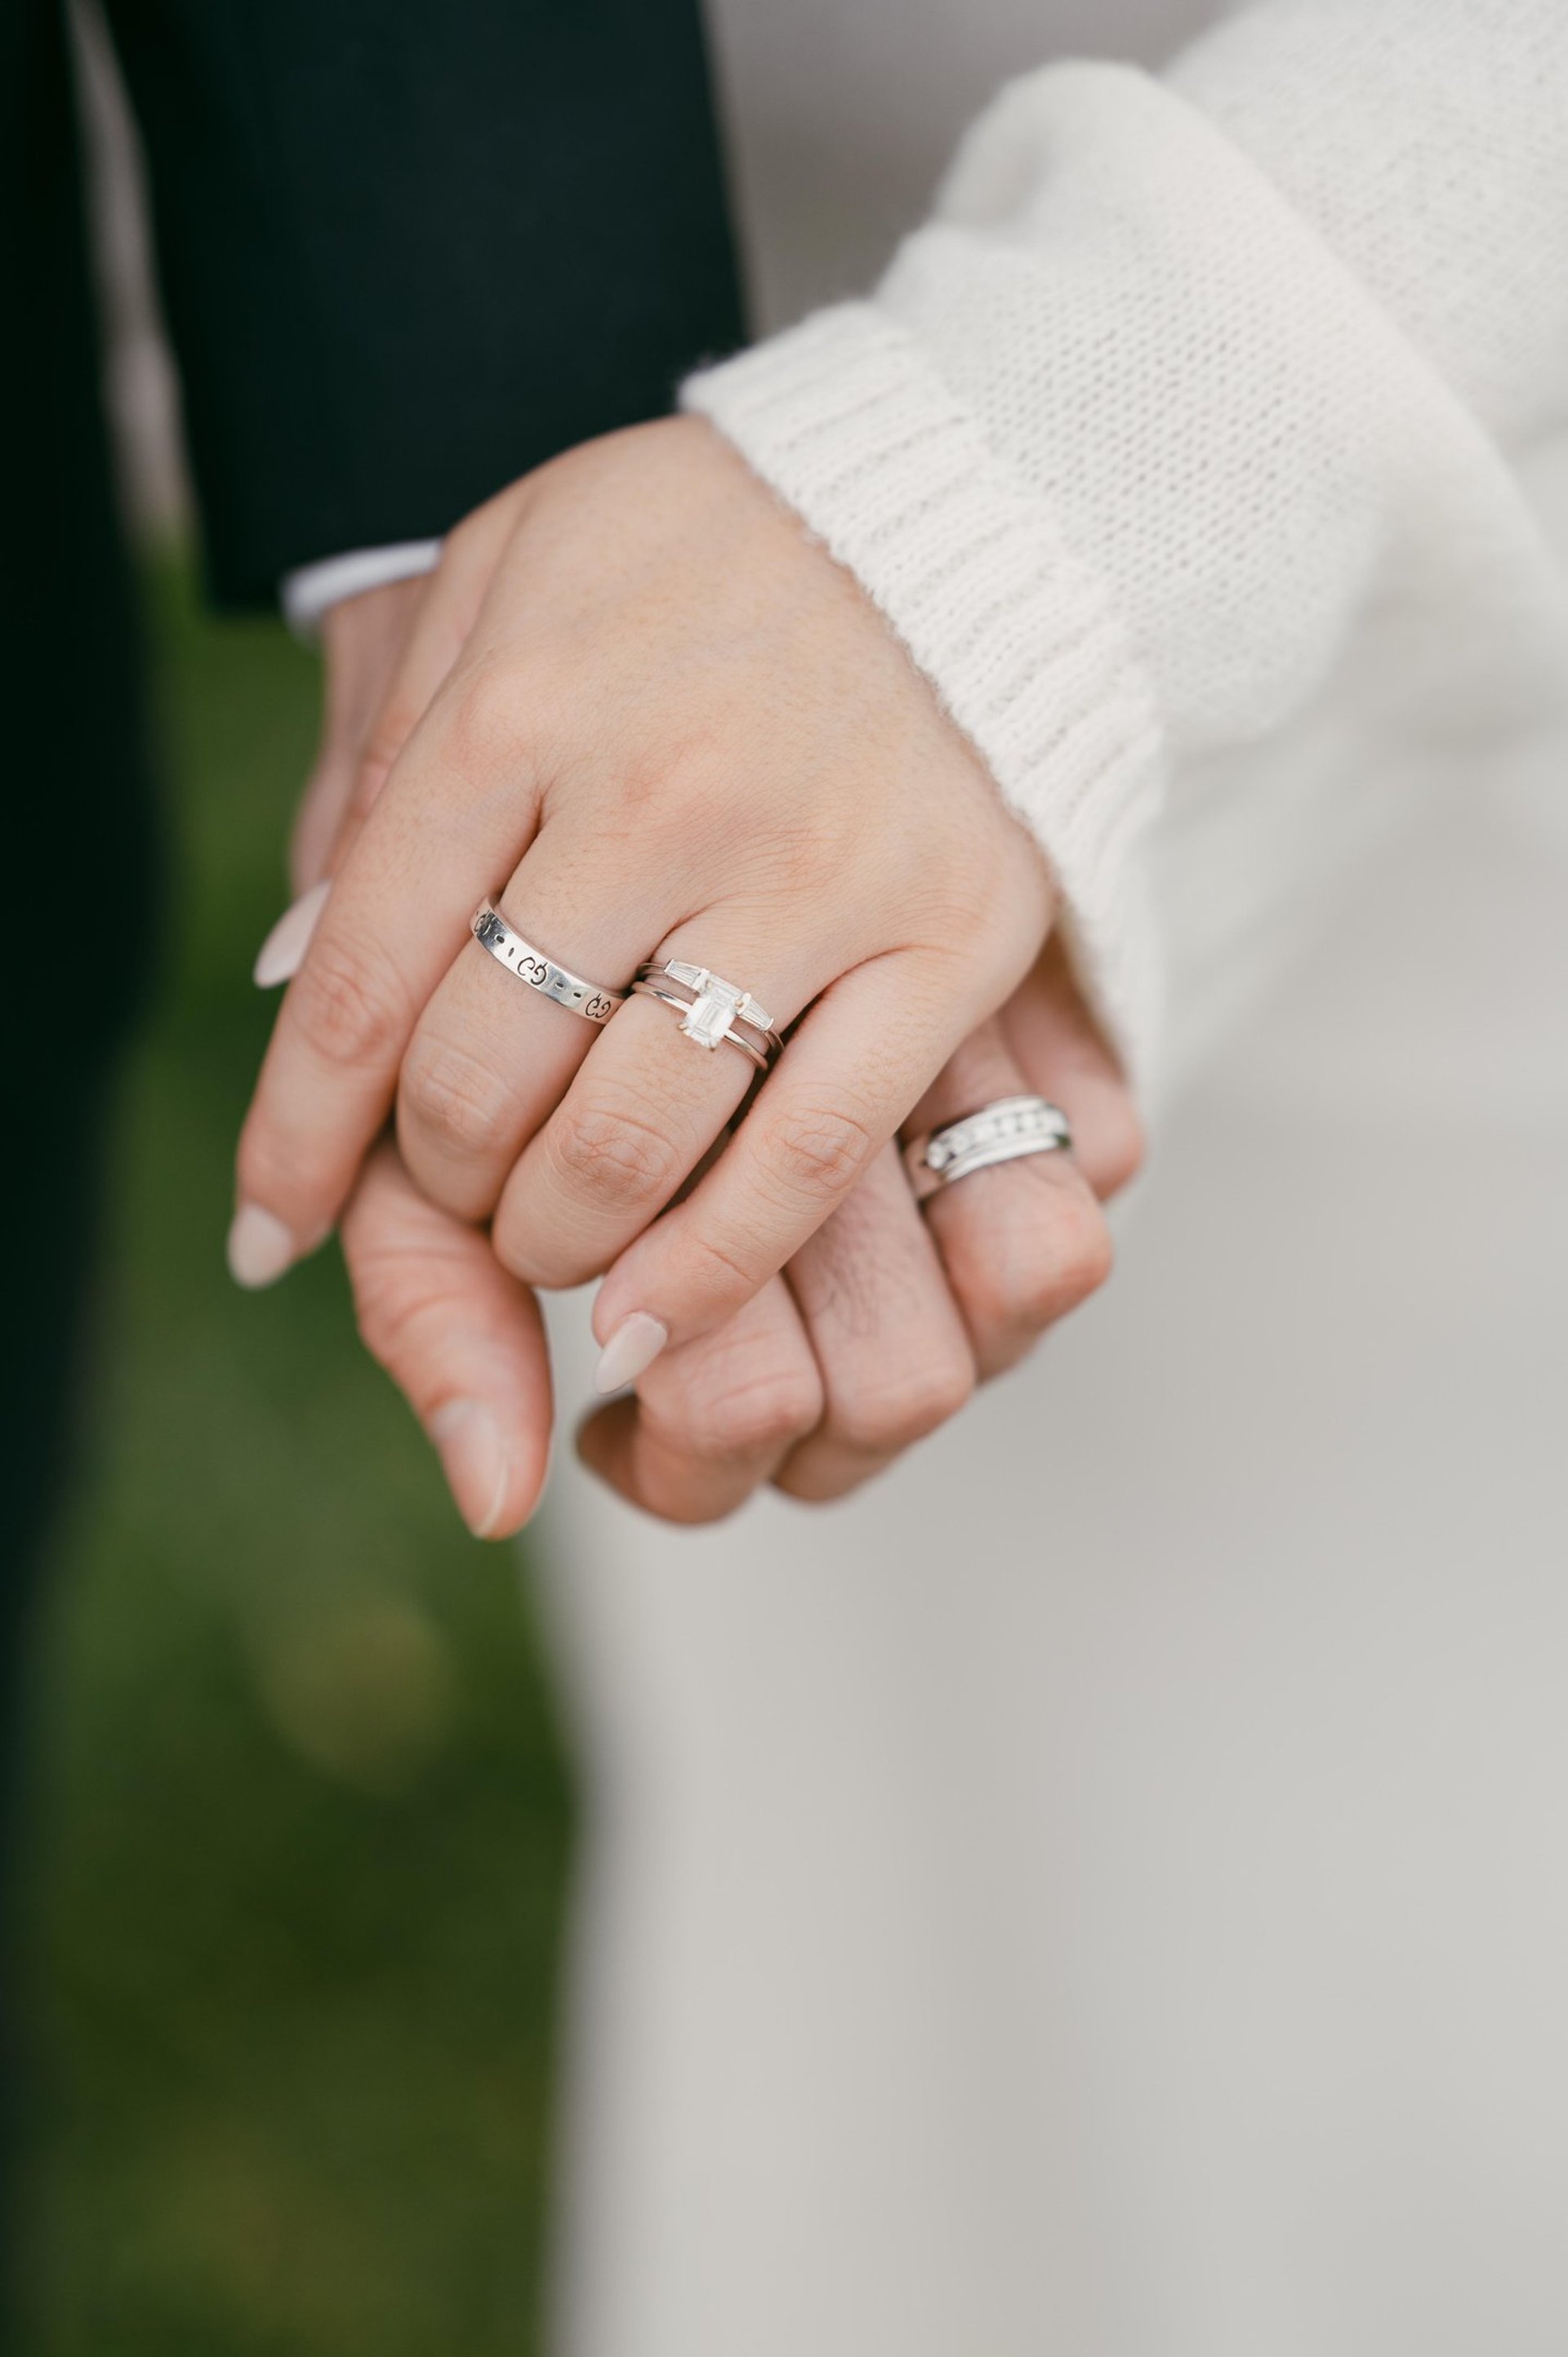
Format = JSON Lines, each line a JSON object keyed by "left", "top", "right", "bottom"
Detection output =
{"left": 340, "top": 1140, "right": 554, "bottom": 1539}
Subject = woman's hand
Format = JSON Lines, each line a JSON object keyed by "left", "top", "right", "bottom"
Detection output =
{"left": 234, "top": 417, "right": 1053, "bottom": 1385}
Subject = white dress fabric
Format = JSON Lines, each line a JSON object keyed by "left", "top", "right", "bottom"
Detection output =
{"left": 534, "top": 4, "right": 1568, "bottom": 2350}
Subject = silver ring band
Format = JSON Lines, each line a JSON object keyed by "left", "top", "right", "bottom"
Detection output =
{"left": 904, "top": 1094, "right": 1072, "bottom": 1201}
{"left": 470, "top": 902, "right": 626, "bottom": 1024}
{"left": 633, "top": 960, "right": 785, "bottom": 1072}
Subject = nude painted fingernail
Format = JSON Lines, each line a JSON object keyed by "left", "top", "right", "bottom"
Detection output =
{"left": 429, "top": 1399, "right": 512, "bottom": 1539}
{"left": 226, "top": 1204, "right": 297, "bottom": 1290}
{"left": 593, "top": 1312, "right": 669, "bottom": 1396}
{"left": 253, "top": 878, "right": 331, "bottom": 987}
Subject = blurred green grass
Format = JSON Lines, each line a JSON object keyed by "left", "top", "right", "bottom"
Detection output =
{"left": 21, "top": 561, "right": 573, "bottom": 2355}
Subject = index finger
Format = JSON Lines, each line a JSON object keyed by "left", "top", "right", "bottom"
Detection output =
{"left": 229, "top": 669, "right": 541, "bottom": 1286}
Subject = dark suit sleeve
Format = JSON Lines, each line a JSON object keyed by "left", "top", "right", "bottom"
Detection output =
{"left": 100, "top": 0, "right": 746, "bottom": 605}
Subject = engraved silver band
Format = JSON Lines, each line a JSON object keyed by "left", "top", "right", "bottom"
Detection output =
{"left": 470, "top": 902, "right": 626, "bottom": 1024}
{"left": 904, "top": 1094, "right": 1072, "bottom": 1201}
{"left": 632, "top": 960, "right": 785, "bottom": 1073}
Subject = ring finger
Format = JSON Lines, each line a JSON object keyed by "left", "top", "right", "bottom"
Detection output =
{"left": 486, "top": 909, "right": 843, "bottom": 1290}
{"left": 910, "top": 1019, "right": 1113, "bottom": 1382}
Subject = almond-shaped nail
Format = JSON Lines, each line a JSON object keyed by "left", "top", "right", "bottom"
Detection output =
{"left": 253, "top": 878, "right": 331, "bottom": 987}
{"left": 593, "top": 1312, "right": 669, "bottom": 1396}
{"left": 429, "top": 1399, "right": 513, "bottom": 1538}
{"left": 226, "top": 1205, "right": 297, "bottom": 1290}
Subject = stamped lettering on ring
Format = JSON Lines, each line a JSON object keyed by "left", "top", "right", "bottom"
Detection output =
{"left": 470, "top": 900, "right": 626, "bottom": 1027}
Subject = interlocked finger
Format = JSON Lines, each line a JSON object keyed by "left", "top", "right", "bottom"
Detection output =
{"left": 774, "top": 1142, "right": 975, "bottom": 1502}
{"left": 576, "top": 1277, "right": 822, "bottom": 1525}
{"left": 911, "top": 1017, "right": 1113, "bottom": 1382}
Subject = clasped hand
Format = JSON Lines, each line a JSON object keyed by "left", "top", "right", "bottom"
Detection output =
{"left": 237, "top": 420, "right": 1140, "bottom": 1531}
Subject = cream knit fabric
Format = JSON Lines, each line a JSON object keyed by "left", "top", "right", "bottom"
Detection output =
{"left": 684, "top": 0, "right": 1568, "bottom": 1079}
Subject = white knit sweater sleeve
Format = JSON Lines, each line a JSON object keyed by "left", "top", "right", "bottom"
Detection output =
{"left": 683, "top": 0, "right": 1568, "bottom": 1079}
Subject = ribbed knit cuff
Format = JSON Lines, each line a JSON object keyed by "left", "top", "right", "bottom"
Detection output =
{"left": 683, "top": 303, "right": 1165, "bottom": 1076}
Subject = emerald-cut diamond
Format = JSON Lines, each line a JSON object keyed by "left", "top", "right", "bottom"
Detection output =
{"left": 682, "top": 973, "right": 744, "bottom": 1050}
{"left": 663, "top": 962, "right": 772, "bottom": 1051}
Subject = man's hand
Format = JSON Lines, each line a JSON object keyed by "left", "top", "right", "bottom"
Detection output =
{"left": 578, "top": 938, "right": 1142, "bottom": 1522}
{"left": 290, "top": 577, "right": 432, "bottom": 898}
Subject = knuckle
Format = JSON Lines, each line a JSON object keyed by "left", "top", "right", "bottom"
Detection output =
{"left": 546, "top": 1094, "right": 683, "bottom": 1215}
{"left": 401, "top": 1036, "right": 518, "bottom": 1163}
{"left": 627, "top": 749, "right": 719, "bottom": 831}
{"left": 767, "top": 1101, "right": 875, "bottom": 1207}
{"left": 667, "top": 1363, "right": 822, "bottom": 1464}
{"left": 290, "top": 927, "right": 408, "bottom": 1070}
{"left": 970, "top": 1183, "right": 1114, "bottom": 1334}
{"left": 446, "top": 657, "right": 537, "bottom": 773}
{"left": 831, "top": 1352, "right": 974, "bottom": 1456}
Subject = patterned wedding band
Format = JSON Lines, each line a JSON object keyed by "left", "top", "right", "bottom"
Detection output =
{"left": 470, "top": 902, "right": 626, "bottom": 1024}
{"left": 904, "top": 1094, "right": 1073, "bottom": 1201}
{"left": 631, "top": 960, "right": 785, "bottom": 1074}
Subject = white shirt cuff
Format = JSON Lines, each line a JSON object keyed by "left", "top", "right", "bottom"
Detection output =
{"left": 280, "top": 540, "right": 443, "bottom": 640}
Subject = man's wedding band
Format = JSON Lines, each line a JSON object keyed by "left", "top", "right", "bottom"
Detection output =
{"left": 904, "top": 1095, "right": 1072, "bottom": 1201}
{"left": 470, "top": 902, "right": 626, "bottom": 1023}
{"left": 631, "top": 960, "right": 784, "bottom": 1073}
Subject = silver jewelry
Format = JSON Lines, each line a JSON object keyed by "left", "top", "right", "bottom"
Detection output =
{"left": 632, "top": 960, "right": 785, "bottom": 1074}
{"left": 904, "top": 1094, "right": 1072, "bottom": 1201}
{"left": 470, "top": 902, "right": 626, "bottom": 1024}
